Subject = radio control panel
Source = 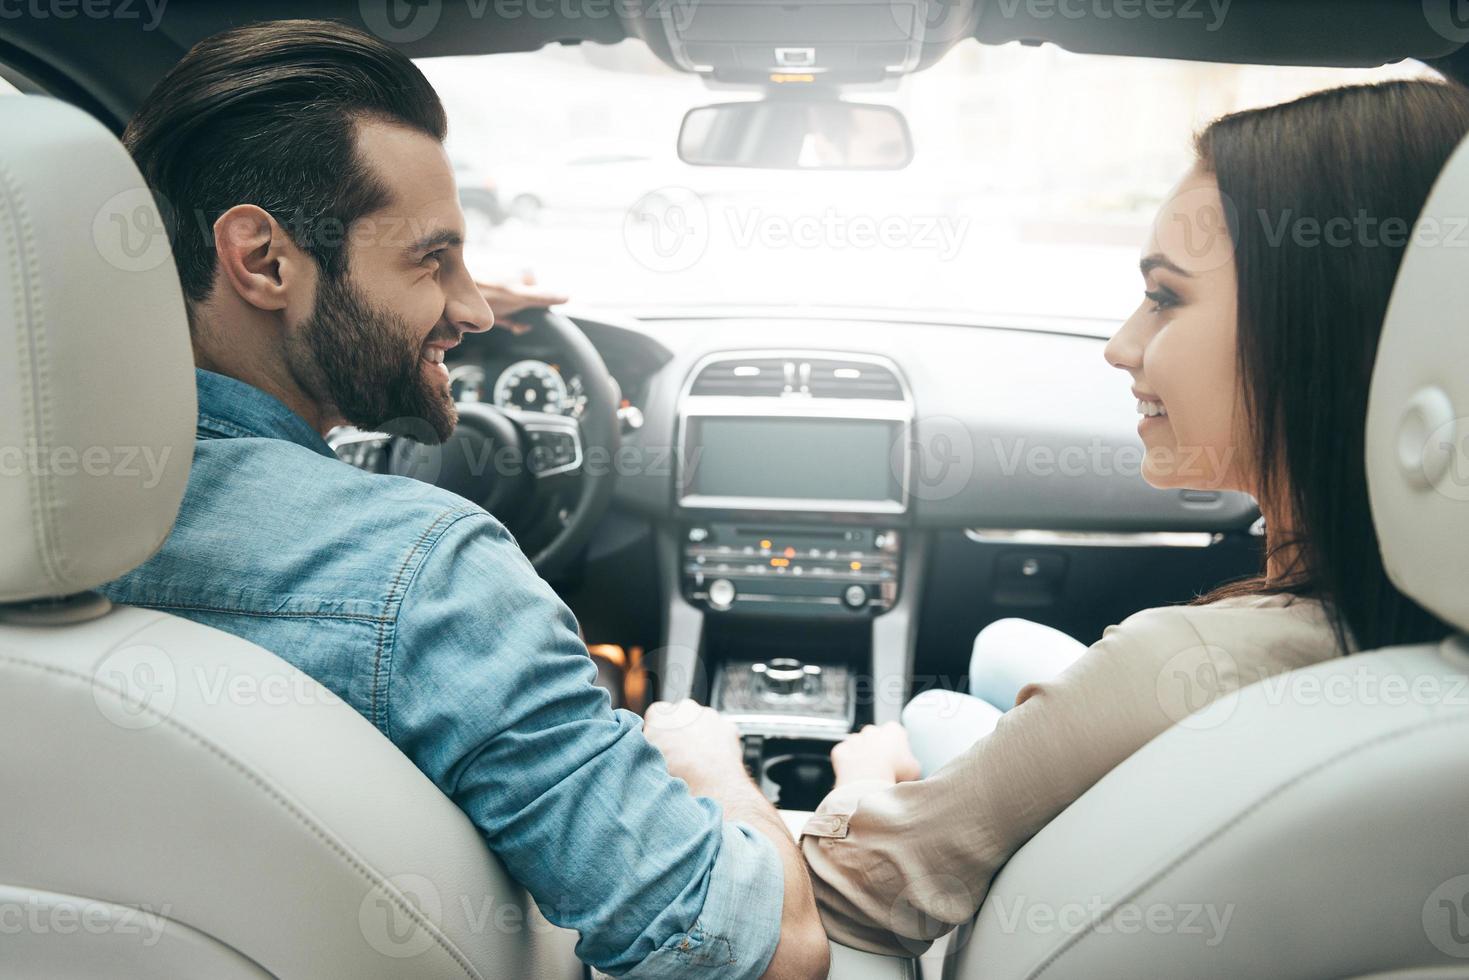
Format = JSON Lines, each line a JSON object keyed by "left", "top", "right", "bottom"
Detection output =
{"left": 683, "top": 522, "right": 901, "bottom": 616}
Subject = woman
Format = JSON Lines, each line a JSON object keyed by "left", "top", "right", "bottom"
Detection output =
{"left": 800, "top": 79, "right": 1465, "bottom": 957}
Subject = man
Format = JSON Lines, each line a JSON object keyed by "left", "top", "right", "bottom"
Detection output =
{"left": 102, "top": 19, "right": 827, "bottom": 980}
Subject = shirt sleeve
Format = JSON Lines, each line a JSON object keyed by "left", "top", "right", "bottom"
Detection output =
{"left": 385, "top": 509, "right": 784, "bottom": 979}
{"left": 798, "top": 606, "right": 1259, "bottom": 957}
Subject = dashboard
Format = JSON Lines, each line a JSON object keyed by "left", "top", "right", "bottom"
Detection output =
{"left": 443, "top": 307, "right": 1260, "bottom": 534}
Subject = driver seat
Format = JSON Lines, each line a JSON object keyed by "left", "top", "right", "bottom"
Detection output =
{"left": 940, "top": 132, "right": 1469, "bottom": 975}
{"left": 0, "top": 95, "right": 583, "bottom": 979}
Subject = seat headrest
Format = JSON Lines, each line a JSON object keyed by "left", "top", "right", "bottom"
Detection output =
{"left": 1367, "top": 133, "right": 1469, "bottom": 634}
{"left": 0, "top": 97, "right": 195, "bottom": 604}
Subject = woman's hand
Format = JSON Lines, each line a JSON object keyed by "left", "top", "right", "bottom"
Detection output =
{"left": 830, "top": 722, "right": 922, "bottom": 788}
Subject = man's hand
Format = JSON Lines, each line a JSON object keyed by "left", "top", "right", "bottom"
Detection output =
{"left": 475, "top": 270, "right": 569, "bottom": 334}
{"left": 644, "top": 699, "right": 830, "bottom": 980}
{"left": 830, "top": 721, "right": 923, "bottom": 788}
{"left": 642, "top": 699, "right": 748, "bottom": 798}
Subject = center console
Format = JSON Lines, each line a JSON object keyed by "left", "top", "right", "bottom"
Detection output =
{"left": 656, "top": 350, "right": 924, "bottom": 809}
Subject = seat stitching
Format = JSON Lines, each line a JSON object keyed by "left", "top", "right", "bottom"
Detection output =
{"left": 0, "top": 651, "right": 486, "bottom": 980}
{"left": 1027, "top": 709, "right": 1469, "bottom": 978}
{"left": 0, "top": 155, "right": 63, "bottom": 591}
{"left": 112, "top": 599, "right": 392, "bottom": 624}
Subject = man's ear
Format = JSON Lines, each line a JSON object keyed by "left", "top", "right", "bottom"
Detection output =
{"left": 212, "top": 204, "right": 307, "bottom": 313}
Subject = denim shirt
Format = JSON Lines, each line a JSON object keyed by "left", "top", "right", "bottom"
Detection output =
{"left": 103, "top": 369, "right": 783, "bottom": 978}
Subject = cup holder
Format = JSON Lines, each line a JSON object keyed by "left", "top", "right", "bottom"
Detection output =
{"left": 761, "top": 752, "right": 835, "bottom": 811}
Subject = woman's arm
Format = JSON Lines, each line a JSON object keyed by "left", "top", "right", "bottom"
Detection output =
{"left": 798, "top": 603, "right": 1324, "bottom": 957}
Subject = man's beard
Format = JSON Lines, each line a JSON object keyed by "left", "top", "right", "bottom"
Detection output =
{"left": 290, "top": 271, "right": 458, "bottom": 443}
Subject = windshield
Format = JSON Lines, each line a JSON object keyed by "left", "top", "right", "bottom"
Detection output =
{"left": 419, "top": 44, "right": 1435, "bottom": 334}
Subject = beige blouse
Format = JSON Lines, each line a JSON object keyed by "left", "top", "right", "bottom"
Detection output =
{"left": 799, "top": 594, "right": 1341, "bottom": 957}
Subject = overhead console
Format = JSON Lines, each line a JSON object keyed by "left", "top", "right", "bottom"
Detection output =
{"left": 649, "top": 0, "right": 955, "bottom": 87}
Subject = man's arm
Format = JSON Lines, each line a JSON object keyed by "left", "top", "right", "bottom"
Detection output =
{"left": 644, "top": 701, "right": 832, "bottom": 980}
{"left": 383, "top": 508, "right": 802, "bottom": 979}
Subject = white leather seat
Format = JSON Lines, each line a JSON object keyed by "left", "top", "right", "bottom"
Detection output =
{"left": 0, "top": 95, "right": 583, "bottom": 979}
{"left": 940, "top": 138, "right": 1469, "bottom": 978}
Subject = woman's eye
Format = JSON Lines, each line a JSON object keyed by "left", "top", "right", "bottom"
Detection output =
{"left": 1144, "top": 288, "right": 1178, "bottom": 313}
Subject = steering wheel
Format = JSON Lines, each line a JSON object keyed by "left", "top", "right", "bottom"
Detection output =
{"left": 384, "top": 309, "right": 621, "bottom": 578}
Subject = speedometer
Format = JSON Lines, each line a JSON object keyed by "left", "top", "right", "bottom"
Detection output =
{"left": 493, "top": 359, "right": 568, "bottom": 414}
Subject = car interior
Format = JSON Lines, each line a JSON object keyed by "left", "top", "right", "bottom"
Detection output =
{"left": 4, "top": 2, "right": 1469, "bottom": 977}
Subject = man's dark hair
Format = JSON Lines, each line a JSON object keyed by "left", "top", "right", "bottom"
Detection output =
{"left": 123, "top": 19, "right": 448, "bottom": 307}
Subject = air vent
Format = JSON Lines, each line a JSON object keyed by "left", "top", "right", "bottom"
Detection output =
{"left": 689, "top": 357, "right": 790, "bottom": 397}
{"left": 688, "top": 354, "right": 906, "bottom": 400}
{"left": 805, "top": 358, "right": 903, "bottom": 400}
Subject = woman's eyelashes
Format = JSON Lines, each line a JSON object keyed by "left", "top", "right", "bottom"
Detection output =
{"left": 1143, "top": 285, "right": 1180, "bottom": 313}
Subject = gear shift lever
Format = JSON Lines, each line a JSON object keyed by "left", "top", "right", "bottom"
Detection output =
{"left": 752, "top": 658, "right": 822, "bottom": 699}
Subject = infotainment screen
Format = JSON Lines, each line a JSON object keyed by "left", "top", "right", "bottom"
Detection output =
{"left": 681, "top": 416, "right": 904, "bottom": 508}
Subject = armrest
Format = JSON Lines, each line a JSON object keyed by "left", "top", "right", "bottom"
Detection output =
{"left": 828, "top": 941, "right": 919, "bottom": 980}
{"left": 779, "top": 811, "right": 920, "bottom": 980}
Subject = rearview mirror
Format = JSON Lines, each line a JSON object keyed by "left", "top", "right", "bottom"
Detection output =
{"left": 677, "top": 99, "right": 913, "bottom": 170}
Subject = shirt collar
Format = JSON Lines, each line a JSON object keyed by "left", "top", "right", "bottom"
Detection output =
{"left": 194, "top": 368, "right": 337, "bottom": 459}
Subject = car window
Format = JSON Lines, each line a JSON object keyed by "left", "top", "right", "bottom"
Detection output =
{"left": 418, "top": 44, "right": 1437, "bottom": 333}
